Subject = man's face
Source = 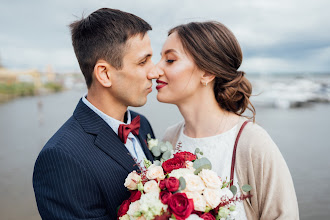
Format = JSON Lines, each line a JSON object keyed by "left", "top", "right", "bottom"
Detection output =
{"left": 110, "top": 33, "right": 155, "bottom": 107}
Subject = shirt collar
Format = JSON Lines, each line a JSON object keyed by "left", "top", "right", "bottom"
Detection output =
{"left": 82, "top": 93, "right": 132, "bottom": 136}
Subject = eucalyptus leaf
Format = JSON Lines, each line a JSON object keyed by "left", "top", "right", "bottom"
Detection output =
{"left": 193, "top": 157, "right": 212, "bottom": 170}
{"left": 194, "top": 148, "right": 200, "bottom": 154}
{"left": 153, "top": 160, "right": 161, "bottom": 166}
{"left": 179, "top": 177, "right": 186, "bottom": 190}
{"left": 165, "top": 141, "right": 173, "bottom": 151}
{"left": 200, "top": 152, "right": 204, "bottom": 155}
{"left": 147, "top": 133, "right": 151, "bottom": 140}
{"left": 151, "top": 145, "right": 161, "bottom": 157}
{"left": 242, "top": 184, "right": 252, "bottom": 192}
{"left": 162, "top": 150, "right": 172, "bottom": 160}
{"left": 160, "top": 145, "right": 168, "bottom": 153}
{"left": 194, "top": 164, "right": 212, "bottom": 175}
{"left": 230, "top": 185, "right": 237, "bottom": 195}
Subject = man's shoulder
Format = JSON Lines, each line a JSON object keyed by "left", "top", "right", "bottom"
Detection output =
{"left": 40, "top": 115, "right": 86, "bottom": 155}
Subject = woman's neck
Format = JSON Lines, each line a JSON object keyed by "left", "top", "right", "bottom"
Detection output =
{"left": 177, "top": 93, "right": 239, "bottom": 138}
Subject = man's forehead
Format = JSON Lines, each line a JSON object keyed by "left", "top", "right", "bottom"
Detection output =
{"left": 124, "top": 33, "right": 152, "bottom": 58}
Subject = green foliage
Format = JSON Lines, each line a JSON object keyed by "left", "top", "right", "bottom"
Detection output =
{"left": 193, "top": 157, "right": 212, "bottom": 175}
{"left": 161, "top": 150, "right": 172, "bottom": 160}
{"left": 151, "top": 145, "right": 161, "bottom": 157}
{"left": 230, "top": 185, "right": 237, "bottom": 195}
{"left": 242, "top": 184, "right": 252, "bottom": 192}
{"left": 44, "top": 82, "right": 63, "bottom": 92}
{"left": 0, "top": 82, "right": 35, "bottom": 96}
{"left": 179, "top": 177, "right": 186, "bottom": 190}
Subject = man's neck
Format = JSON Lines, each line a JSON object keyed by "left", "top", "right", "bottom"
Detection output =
{"left": 86, "top": 90, "right": 127, "bottom": 122}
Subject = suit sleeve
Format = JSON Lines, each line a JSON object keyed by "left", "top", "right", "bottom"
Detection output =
{"left": 33, "top": 147, "right": 111, "bottom": 220}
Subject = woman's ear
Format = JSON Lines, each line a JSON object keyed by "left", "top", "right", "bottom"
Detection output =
{"left": 201, "top": 72, "right": 216, "bottom": 85}
{"left": 93, "top": 60, "right": 112, "bottom": 88}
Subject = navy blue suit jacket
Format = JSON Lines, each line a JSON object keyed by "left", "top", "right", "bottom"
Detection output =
{"left": 33, "top": 99, "right": 154, "bottom": 220}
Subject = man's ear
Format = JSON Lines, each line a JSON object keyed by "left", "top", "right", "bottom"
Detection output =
{"left": 201, "top": 71, "right": 216, "bottom": 85}
{"left": 93, "top": 60, "right": 112, "bottom": 88}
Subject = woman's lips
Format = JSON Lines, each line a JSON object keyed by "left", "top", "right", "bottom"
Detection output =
{"left": 156, "top": 80, "right": 168, "bottom": 90}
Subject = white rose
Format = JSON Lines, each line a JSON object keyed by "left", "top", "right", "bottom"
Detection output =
{"left": 185, "top": 161, "right": 195, "bottom": 171}
{"left": 228, "top": 211, "right": 238, "bottom": 220}
{"left": 219, "top": 187, "right": 234, "bottom": 200}
{"left": 147, "top": 139, "right": 158, "bottom": 150}
{"left": 119, "top": 214, "right": 130, "bottom": 220}
{"left": 124, "top": 171, "right": 141, "bottom": 190}
{"left": 203, "top": 188, "right": 221, "bottom": 209}
{"left": 127, "top": 201, "right": 141, "bottom": 218}
{"left": 185, "top": 191, "right": 207, "bottom": 212}
{"left": 169, "top": 168, "right": 194, "bottom": 179}
{"left": 146, "top": 164, "right": 165, "bottom": 181}
{"left": 186, "top": 214, "right": 203, "bottom": 220}
{"left": 183, "top": 174, "right": 205, "bottom": 193}
{"left": 143, "top": 180, "right": 160, "bottom": 193}
{"left": 139, "top": 192, "right": 168, "bottom": 218}
{"left": 198, "top": 169, "right": 222, "bottom": 189}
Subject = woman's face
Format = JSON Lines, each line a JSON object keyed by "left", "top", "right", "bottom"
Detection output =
{"left": 155, "top": 32, "right": 204, "bottom": 104}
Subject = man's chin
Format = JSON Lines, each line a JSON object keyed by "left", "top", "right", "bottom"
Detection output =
{"left": 130, "top": 98, "right": 147, "bottom": 107}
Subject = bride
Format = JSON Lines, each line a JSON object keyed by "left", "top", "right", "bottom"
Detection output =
{"left": 154, "top": 21, "right": 299, "bottom": 219}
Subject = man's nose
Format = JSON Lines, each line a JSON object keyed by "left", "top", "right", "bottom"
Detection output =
{"left": 147, "top": 64, "right": 164, "bottom": 80}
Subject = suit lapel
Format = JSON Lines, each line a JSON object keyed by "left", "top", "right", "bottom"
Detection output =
{"left": 94, "top": 126, "right": 139, "bottom": 173}
{"left": 74, "top": 99, "right": 138, "bottom": 173}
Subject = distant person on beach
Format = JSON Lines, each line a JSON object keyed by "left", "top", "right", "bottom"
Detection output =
{"left": 154, "top": 21, "right": 299, "bottom": 219}
{"left": 33, "top": 8, "right": 158, "bottom": 219}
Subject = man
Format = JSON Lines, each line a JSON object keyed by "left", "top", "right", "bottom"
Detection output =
{"left": 33, "top": 8, "right": 158, "bottom": 219}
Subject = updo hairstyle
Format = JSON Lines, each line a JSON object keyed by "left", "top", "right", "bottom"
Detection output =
{"left": 168, "top": 21, "right": 255, "bottom": 120}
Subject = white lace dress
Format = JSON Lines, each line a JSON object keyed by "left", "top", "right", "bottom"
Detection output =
{"left": 176, "top": 124, "right": 248, "bottom": 220}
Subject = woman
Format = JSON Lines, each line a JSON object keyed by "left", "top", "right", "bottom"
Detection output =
{"left": 155, "top": 21, "right": 299, "bottom": 219}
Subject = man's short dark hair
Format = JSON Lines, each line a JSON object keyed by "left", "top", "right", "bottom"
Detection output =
{"left": 69, "top": 8, "right": 152, "bottom": 88}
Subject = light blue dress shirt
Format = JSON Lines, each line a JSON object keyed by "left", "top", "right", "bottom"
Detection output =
{"left": 82, "top": 94, "right": 147, "bottom": 166}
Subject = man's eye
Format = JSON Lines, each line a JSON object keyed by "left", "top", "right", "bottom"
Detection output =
{"left": 166, "top": 60, "right": 175, "bottom": 63}
{"left": 139, "top": 59, "right": 147, "bottom": 65}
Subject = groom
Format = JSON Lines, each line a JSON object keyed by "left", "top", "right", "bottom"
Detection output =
{"left": 33, "top": 8, "right": 157, "bottom": 219}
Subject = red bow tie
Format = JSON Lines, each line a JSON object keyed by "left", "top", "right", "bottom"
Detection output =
{"left": 118, "top": 115, "right": 140, "bottom": 144}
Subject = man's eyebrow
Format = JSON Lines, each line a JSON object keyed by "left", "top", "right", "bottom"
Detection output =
{"left": 160, "top": 49, "right": 177, "bottom": 56}
{"left": 137, "top": 53, "right": 152, "bottom": 62}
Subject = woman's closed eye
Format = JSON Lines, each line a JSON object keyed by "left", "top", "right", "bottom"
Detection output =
{"left": 166, "top": 59, "right": 175, "bottom": 64}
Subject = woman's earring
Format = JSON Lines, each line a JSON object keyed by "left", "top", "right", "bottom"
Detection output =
{"left": 202, "top": 82, "right": 207, "bottom": 86}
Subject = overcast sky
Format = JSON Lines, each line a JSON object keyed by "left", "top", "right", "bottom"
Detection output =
{"left": 1, "top": 0, "right": 329, "bottom": 74}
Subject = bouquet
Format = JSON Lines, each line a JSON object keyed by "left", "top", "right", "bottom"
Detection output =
{"left": 117, "top": 136, "right": 252, "bottom": 220}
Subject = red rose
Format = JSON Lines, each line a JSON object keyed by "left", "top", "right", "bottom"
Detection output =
{"left": 174, "top": 151, "right": 197, "bottom": 161}
{"left": 162, "top": 157, "right": 186, "bottom": 173}
{"left": 117, "top": 199, "right": 130, "bottom": 217}
{"left": 166, "top": 177, "right": 180, "bottom": 192}
{"left": 167, "top": 193, "right": 194, "bottom": 220}
{"left": 159, "top": 190, "right": 172, "bottom": 204}
{"left": 129, "top": 190, "right": 141, "bottom": 202}
{"left": 200, "top": 212, "right": 216, "bottom": 220}
{"left": 159, "top": 179, "right": 167, "bottom": 190}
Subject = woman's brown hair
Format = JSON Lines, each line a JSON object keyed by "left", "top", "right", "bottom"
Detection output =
{"left": 168, "top": 21, "right": 255, "bottom": 121}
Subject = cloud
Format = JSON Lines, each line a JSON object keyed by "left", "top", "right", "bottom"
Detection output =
{"left": 0, "top": 0, "right": 329, "bottom": 73}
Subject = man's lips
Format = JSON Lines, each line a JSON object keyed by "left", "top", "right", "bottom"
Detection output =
{"left": 147, "top": 84, "right": 153, "bottom": 92}
{"left": 156, "top": 80, "right": 168, "bottom": 90}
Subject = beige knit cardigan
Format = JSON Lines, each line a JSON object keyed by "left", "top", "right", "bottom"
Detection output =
{"left": 162, "top": 117, "right": 299, "bottom": 220}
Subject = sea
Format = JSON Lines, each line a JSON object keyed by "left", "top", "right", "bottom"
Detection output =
{"left": 0, "top": 74, "right": 330, "bottom": 219}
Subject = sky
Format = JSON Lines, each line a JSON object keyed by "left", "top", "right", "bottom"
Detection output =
{"left": 0, "top": 0, "right": 329, "bottom": 74}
